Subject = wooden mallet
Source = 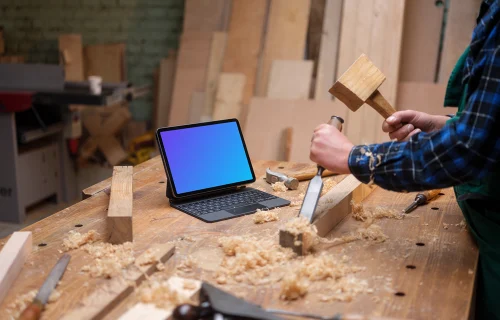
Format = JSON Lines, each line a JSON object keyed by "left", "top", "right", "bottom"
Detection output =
{"left": 329, "top": 54, "right": 397, "bottom": 119}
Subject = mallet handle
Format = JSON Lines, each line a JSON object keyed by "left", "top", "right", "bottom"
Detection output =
{"left": 366, "top": 89, "right": 397, "bottom": 119}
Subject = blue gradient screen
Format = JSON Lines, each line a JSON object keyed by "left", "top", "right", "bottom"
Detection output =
{"left": 159, "top": 121, "right": 254, "bottom": 195}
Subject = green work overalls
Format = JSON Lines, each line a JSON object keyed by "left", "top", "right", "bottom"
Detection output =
{"left": 446, "top": 48, "right": 500, "bottom": 320}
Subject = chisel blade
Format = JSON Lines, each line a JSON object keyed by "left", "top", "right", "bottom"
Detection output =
{"left": 34, "top": 254, "right": 71, "bottom": 305}
{"left": 298, "top": 175, "right": 323, "bottom": 222}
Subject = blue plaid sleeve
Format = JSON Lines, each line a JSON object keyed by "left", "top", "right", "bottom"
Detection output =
{"left": 348, "top": 12, "right": 500, "bottom": 192}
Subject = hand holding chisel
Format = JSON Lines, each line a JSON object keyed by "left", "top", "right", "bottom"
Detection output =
{"left": 403, "top": 189, "right": 441, "bottom": 214}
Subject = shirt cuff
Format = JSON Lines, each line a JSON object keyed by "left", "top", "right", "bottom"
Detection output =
{"left": 348, "top": 145, "right": 378, "bottom": 184}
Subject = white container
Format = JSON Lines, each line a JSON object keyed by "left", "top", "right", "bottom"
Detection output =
{"left": 88, "top": 75, "right": 102, "bottom": 95}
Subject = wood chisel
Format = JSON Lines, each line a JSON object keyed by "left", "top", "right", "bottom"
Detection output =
{"left": 403, "top": 189, "right": 442, "bottom": 214}
{"left": 19, "top": 254, "right": 71, "bottom": 320}
{"left": 299, "top": 116, "right": 344, "bottom": 222}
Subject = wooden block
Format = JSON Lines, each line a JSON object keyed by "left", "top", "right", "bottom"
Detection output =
{"left": 84, "top": 43, "right": 126, "bottom": 82}
{"left": 244, "top": 98, "right": 347, "bottom": 161}
{"left": 0, "top": 232, "right": 32, "bottom": 304}
{"left": 267, "top": 60, "right": 313, "bottom": 99}
{"left": 169, "top": 32, "right": 213, "bottom": 126}
{"left": 107, "top": 166, "right": 133, "bottom": 244}
{"left": 438, "top": 0, "right": 481, "bottom": 83}
{"left": 183, "top": 0, "right": 231, "bottom": 32}
{"left": 188, "top": 91, "right": 206, "bottom": 124}
{"left": 222, "top": 0, "right": 268, "bottom": 107}
{"left": 280, "top": 175, "right": 361, "bottom": 255}
{"left": 336, "top": 0, "right": 405, "bottom": 145}
{"left": 62, "top": 243, "right": 175, "bottom": 320}
{"left": 203, "top": 32, "right": 227, "bottom": 120}
{"left": 396, "top": 82, "right": 458, "bottom": 115}
{"left": 399, "top": 0, "right": 444, "bottom": 82}
{"left": 59, "top": 34, "right": 84, "bottom": 81}
{"left": 155, "top": 55, "right": 177, "bottom": 129}
{"left": 314, "top": 0, "right": 343, "bottom": 100}
{"left": 212, "top": 73, "right": 246, "bottom": 121}
{"left": 256, "top": 0, "right": 311, "bottom": 97}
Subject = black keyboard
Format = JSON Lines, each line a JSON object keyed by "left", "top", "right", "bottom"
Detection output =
{"left": 176, "top": 189, "right": 277, "bottom": 216}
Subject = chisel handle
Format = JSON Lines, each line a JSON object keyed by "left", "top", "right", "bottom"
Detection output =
{"left": 422, "top": 189, "right": 441, "bottom": 202}
{"left": 19, "top": 301, "right": 43, "bottom": 320}
{"left": 318, "top": 116, "right": 344, "bottom": 175}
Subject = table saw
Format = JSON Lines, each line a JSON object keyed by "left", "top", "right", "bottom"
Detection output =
{"left": 0, "top": 157, "right": 478, "bottom": 319}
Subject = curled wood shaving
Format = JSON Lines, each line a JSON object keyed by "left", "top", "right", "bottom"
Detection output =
{"left": 253, "top": 209, "right": 279, "bottom": 224}
{"left": 135, "top": 247, "right": 160, "bottom": 267}
{"left": 177, "top": 256, "right": 197, "bottom": 273}
{"left": 62, "top": 230, "right": 99, "bottom": 251}
{"left": 280, "top": 273, "right": 308, "bottom": 300}
{"left": 80, "top": 242, "right": 134, "bottom": 278}
{"left": 48, "top": 289, "right": 61, "bottom": 303}
{"left": 351, "top": 201, "right": 402, "bottom": 223}
{"left": 271, "top": 181, "right": 288, "bottom": 192}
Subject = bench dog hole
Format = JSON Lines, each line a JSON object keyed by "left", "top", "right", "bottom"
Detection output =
{"left": 75, "top": 224, "right": 83, "bottom": 228}
{"left": 38, "top": 243, "right": 47, "bottom": 247}
{"left": 406, "top": 265, "right": 416, "bottom": 269}
{"left": 395, "top": 292, "right": 406, "bottom": 297}
{"left": 431, "top": 207, "right": 439, "bottom": 210}
{"left": 416, "top": 242, "right": 425, "bottom": 246}
{"left": 438, "top": 193, "right": 445, "bottom": 196}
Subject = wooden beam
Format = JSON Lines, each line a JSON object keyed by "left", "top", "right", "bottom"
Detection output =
{"left": 0, "top": 232, "right": 32, "bottom": 304}
{"left": 188, "top": 91, "right": 206, "bottom": 124}
{"left": 58, "top": 34, "right": 84, "bottom": 81}
{"left": 314, "top": 0, "right": 343, "bottom": 100}
{"left": 203, "top": 32, "right": 227, "bottom": 120}
{"left": 183, "top": 0, "right": 231, "bottom": 32}
{"left": 267, "top": 60, "right": 313, "bottom": 99}
{"left": 61, "top": 243, "right": 175, "bottom": 320}
{"left": 212, "top": 73, "right": 246, "bottom": 121}
{"left": 154, "top": 54, "right": 177, "bottom": 129}
{"left": 256, "top": 0, "right": 311, "bottom": 97}
{"left": 107, "top": 166, "right": 133, "bottom": 244}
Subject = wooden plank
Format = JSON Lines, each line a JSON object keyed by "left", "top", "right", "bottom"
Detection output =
{"left": 0, "top": 232, "right": 32, "bottom": 304}
{"left": 154, "top": 54, "right": 176, "bottom": 129}
{"left": 337, "top": 0, "right": 405, "bottom": 145}
{"left": 307, "top": 0, "right": 326, "bottom": 79}
{"left": 107, "top": 166, "right": 133, "bottom": 244}
{"left": 314, "top": 0, "right": 343, "bottom": 100}
{"left": 212, "top": 73, "right": 246, "bottom": 121}
{"left": 244, "top": 98, "right": 347, "bottom": 161}
{"left": 438, "top": 0, "right": 481, "bottom": 83}
{"left": 84, "top": 43, "right": 126, "bottom": 82}
{"left": 58, "top": 34, "right": 84, "bottom": 81}
{"left": 183, "top": 0, "right": 231, "bottom": 32}
{"left": 222, "top": 0, "right": 268, "bottom": 106}
{"left": 168, "top": 32, "right": 213, "bottom": 126}
{"left": 61, "top": 243, "right": 175, "bottom": 320}
{"left": 203, "top": 32, "right": 227, "bottom": 121}
{"left": 396, "top": 82, "right": 458, "bottom": 115}
{"left": 267, "top": 60, "right": 313, "bottom": 99}
{"left": 399, "top": 0, "right": 444, "bottom": 82}
{"left": 256, "top": 0, "right": 311, "bottom": 97}
{"left": 188, "top": 91, "right": 206, "bottom": 124}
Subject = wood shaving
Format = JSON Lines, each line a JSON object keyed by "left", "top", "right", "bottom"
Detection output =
{"left": 48, "top": 289, "right": 61, "bottom": 303}
{"left": 177, "top": 256, "right": 197, "bottom": 273}
{"left": 135, "top": 247, "right": 160, "bottom": 267}
{"left": 443, "top": 223, "right": 449, "bottom": 230}
{"left": 339, "top": 224, "right": 388, "bottom": 243}
{"left": 138, "top": 281, "right": 190, "bottom": 309}
{"left": 289, "top": 200, "right": 302, "bottom": 207}
{"left": 80, "top": 242, "right": 134, "bottom": 278}
{"left": 6, "top": 289, "right": 37, "bottom": 318}
{"left": 253, "top": 209, "right": 279, "bottom": 224}
{"left": 321, "top": 178, "right": 338, "bottom": 196}
{"left": 62, "top": 230, "right": 99, "bottom": 251}
{"left": 280, "top": 273, "right": 308, "bottom": 300}
{"left": 282, "top": 216, "right": 320, "bottom": 251}
{"left": 156, "top": 262, "right": 165, "bottom": 271}
{"left": 351, "top": 201, "right": 402, "bottom": 223}
{"left": 319, "top": 276, "right": 370, "bottom": 302}
{"left": 271, "top": 181, "right": 288, "bottom": 192}
{"left": 455, "top": 220, "right": 467, "bottom": 229}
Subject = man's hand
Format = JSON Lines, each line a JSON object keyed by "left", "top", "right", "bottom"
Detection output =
{"left": 310, "top": 124, "right": 354, "bottom": 174}
{"left": 383, "top": 110, "right": 449, "bottom": 141}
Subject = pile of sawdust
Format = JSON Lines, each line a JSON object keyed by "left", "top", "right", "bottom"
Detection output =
{"left": 215, "top": 235, "right": 295, "bottom": 285}
{"left": 271, "top": 181, "right": 288, "bottom": 192}
{"left": 253, "top": 209, "right": 279, "bottom": 224}
{"left": 80, "top": 242, "right": 134, "bottom": 278}
{"left": 62, "top": 230, "right": 99, "bottom": 251}
{"left": 280, "top": 273, "right": 308, "bottom": 300}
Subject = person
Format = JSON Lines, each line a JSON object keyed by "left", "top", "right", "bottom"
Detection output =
{"left": 309, "top": 1, "right": 500, "bottom": 319}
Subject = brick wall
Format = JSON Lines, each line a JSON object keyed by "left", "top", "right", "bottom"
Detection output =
{"left": 0, "top": 0, "right": 184, "bottom": 121}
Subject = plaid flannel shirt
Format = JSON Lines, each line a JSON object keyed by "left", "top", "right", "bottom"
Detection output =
{"left": 348, "top": 0, "right": 500, "bottom": 192}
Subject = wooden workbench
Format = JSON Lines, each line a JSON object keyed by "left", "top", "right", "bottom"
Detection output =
{"left": 0, "top": 157, "right": 478, "bottom": 319}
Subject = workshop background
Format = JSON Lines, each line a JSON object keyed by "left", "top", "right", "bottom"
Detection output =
{"left": 0, "top": 0, "right": 477, "bottom": 235}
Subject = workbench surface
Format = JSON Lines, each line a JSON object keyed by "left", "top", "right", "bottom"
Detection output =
{"left": 0, "top": 157, "right": 478, "bottom": 320}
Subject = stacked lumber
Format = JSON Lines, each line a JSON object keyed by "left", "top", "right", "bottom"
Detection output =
{"left": 164, "top": 0, "right": 474, "bottom": 161}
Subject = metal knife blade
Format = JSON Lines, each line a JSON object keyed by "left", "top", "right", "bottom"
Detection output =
{"left": 34, "top": 254, "right": 71, "bottom": 305}
{"left": 298, "top": 174, "right": 323, "bottom": 222}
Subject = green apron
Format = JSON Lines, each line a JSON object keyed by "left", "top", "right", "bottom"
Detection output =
{"left": 446, "top": 48, "right": 500, "bottom": 319}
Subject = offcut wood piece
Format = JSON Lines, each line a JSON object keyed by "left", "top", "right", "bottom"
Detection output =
{"left": 183, "top": 0, "right": 231, "bottom": 32}
{"left": 438, "top": 0, "right": 481, "bottom": 83}
{"left": 61, "top": 243, "right": 175, "bottom": 320}
{"left": 107, "top": 166, "right": 134, "bottom": 244}
{"left": 267, "top": 60, "right": 313, "bottom": 99}
{"left": 154, "top": 53, "right": 177, "bottom": 129}
{"left": 397, "top": 82, "right": 458, "bottom": 115}
{"left": 84, "top": 43, "right": 126, "bottom": 82}
{"left": 222, "top": 0, "right": 268, "bottom": 127}
{"left": 118, "top": 277, "right": 201, "bottom": 320}
{"left": 203, "top": 32, "right": 227, "bottom": 120}
{"left": 336, "top": 0, "right": 405, "bottom": 145}
{"left": 257, "top": 0, "right": 311, "bottom": 97}
{"left": 58, "top": 34, "right": 84, "bottom": 81}
{"left": 188, "top": 91, "right": 206, "bottom": 124}
{"left": 169, "top": 31, "right": 213, "bottom": 126}
{"left": 244, "top": 98, "right": 347, "bottom": 161}
{"left": 399, "top": 0, "right": 444, "bottom": 82}
{"left": 314, "top": 0, "right": 343, "bottom": 100}
{"left": 0, "top": 232, "right": 32, "bottom": 304}
{"left": 212, "top": 73, "right": 246, "bottom": 121}
{"left": 279, "top": 174, "right": 362, "bottom": 255}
